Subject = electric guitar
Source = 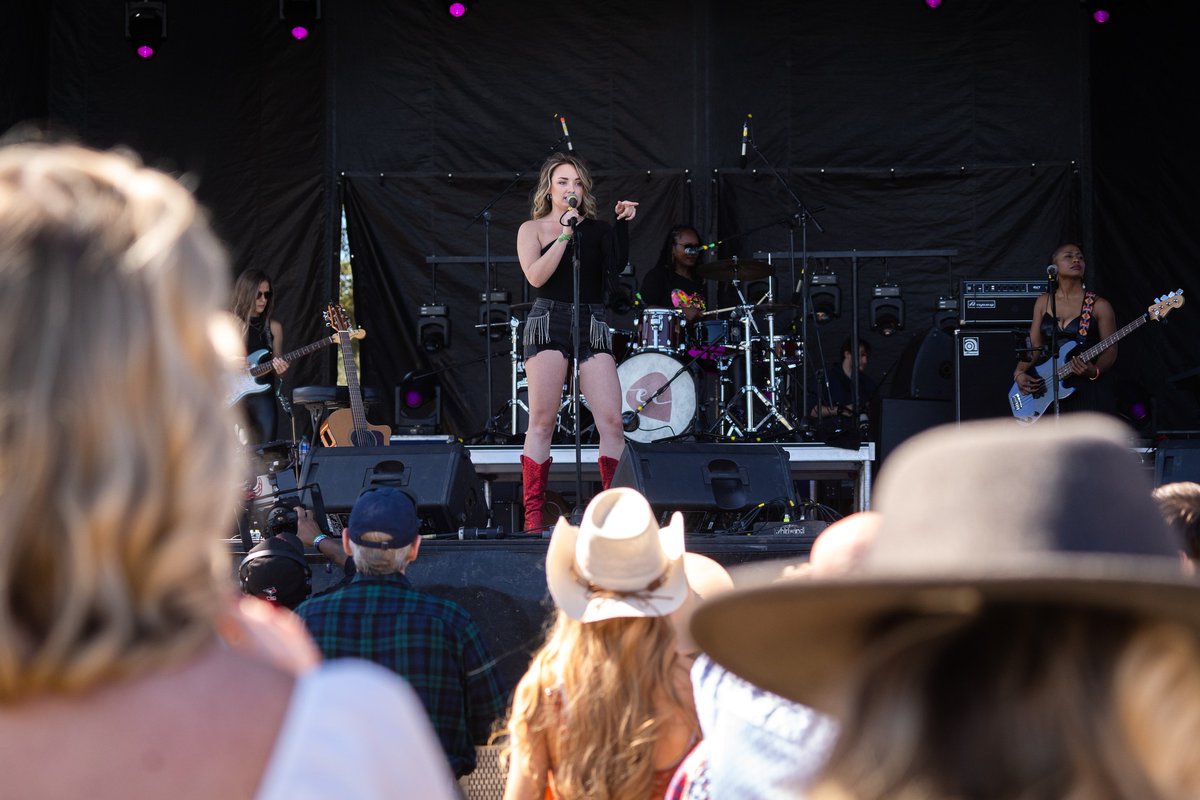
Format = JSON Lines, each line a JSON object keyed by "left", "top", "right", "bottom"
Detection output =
{"left": 1007, "top": 289, "right": 1184, "bottom": 424}
{"left": 320, "top": 304, "right": 390, "bottom": 447}
{"left": 226, "top": 308, "right": 365, "bottom": 406}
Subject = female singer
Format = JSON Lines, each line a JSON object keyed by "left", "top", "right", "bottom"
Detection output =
{"left": 1012, "top": 243, "right": 1117, "bottom": 415}
{"left": 516, "top": 153, "right": 638, "bottom": 531}
{"left": 230, "top": 269, "right": 289, "bottom": 444}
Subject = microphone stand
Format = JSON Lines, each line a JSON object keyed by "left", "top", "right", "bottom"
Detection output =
{"left": 466, "top": 135, "right": 567, "bottom": 441}
{"left": 745, "top": 128, "right": 825, "bottom": 439}
{"left": 568, "top": 213, "right": 584, "bottom": 521}
{"left": 1047, "top": 270, "right": 1060, "bottom": 419}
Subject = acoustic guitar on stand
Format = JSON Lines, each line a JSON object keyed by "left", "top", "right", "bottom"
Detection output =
{"left": 1007, "top": 289, "right": 1184, "bottom": 424}
{"left": 320, "top": 304, "right": 390, "bottom": 447}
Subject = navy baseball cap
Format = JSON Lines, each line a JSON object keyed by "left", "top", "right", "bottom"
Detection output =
{"left": 347, "top": 487, "right": 421, "bottom": 549}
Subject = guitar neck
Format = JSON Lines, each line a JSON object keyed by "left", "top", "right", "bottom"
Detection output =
{"left": 249, "top": 334, "right": 336, "bottom": 378}
{"left": 338, "top": 332, "right": 371, "bottom": 434}
{"left": 1054, "top": 314, "right": 1147, "bottom": 380}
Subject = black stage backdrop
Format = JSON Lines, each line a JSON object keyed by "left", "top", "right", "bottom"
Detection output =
{"left": 5, "top": 0, "right": 1198, "bottom": 437}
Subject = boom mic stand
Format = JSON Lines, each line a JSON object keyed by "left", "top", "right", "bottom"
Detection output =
{"left": 744, "top": 121, "right": 825, "bottom": 439}
{"left": 466, "top": 135, "right": 568, "bottom": 442}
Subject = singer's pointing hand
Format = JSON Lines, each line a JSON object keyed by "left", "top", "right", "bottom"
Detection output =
{"left": 614, "top": 200, "right": 639, "bottom": 220}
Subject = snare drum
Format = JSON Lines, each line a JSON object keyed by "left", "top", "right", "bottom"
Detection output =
{"left": 752, "top": 334, "right": 804, "bottom": 367}
{"left": 635, "top": 308, "right": 686, "bottom": 355}
{"left": 617, "top": 352, "right": 696, "bottom": 443}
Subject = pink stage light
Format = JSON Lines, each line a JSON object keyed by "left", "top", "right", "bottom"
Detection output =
{"left": 926, "top": 0, "right": 941, "bottom": 7}
{"left": 1093, "top": 9, "right": 1110, "bottom": 23}
{"left": 291, "top": 25, "right": 310, "bottom": 40}
{"left": 136, "top": 45, "right": 155, "bottom": 59}
{"left": 448, "top": 2, "right": 467, "bottom": 17}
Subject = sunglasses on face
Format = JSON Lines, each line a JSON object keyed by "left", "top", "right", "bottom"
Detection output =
{"left": 257, "top": 290, "right": 273, "bottom": 300}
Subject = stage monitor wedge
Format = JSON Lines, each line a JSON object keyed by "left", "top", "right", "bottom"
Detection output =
{"left": 298, "top": 443, "right": 486, "bottom": 532}
{"left": 611, "top": 441, "right": 796, "bottom": 514}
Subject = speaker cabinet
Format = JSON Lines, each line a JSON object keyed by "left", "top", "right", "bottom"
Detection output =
{"left": 875, "top": 398, "right": 955, "bottom": 472}
{"left": 955, "top": 328, "right": 1027, "bottom": 422}
{"left": 1156, "top": 440, "right": 1200, "bottom": 485}
{"left": 892, "top": 327, "right": 955, "bottom": 401}
{"left": 298, "top": 443, "right": 486, "bottom": 531}
{"left": 611, "top": 442, "right": 796, "bottom": 513}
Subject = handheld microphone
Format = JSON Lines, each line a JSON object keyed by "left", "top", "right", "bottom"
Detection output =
{"left": 1046, "top": 264, "right": 1057, "bottom": 277}
{"left": 566, "top": 193, "right": 579, "bottom": 209}
{"left": 740, "top": 114, "right": 752, "bottom": 169}
{"left": 683, "top": 245, "right": 702, "bottom": 256}
{"left": 622, "top": 410, "right": 640, "bottom": 432}
{"left": 559, "top": 115, "right": 574, "bottom": 152}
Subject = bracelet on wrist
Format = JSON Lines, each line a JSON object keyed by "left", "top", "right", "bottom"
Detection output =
{"left": 556, "top": 232, "right": 571, "bottom": 243}
{"left": 1089, "top": 367, "right": 1100, "bottom": 381}
{"left": 312, "top": 534, "right": 329, "bottom": 549}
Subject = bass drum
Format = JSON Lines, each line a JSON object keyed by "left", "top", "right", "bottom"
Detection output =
{"left": 617, "top": 352, "right": 696, "bottom": 443}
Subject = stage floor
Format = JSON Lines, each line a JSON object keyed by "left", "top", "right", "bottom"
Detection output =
{"left": 462, "top": 441, "right": 875, "bottom": 512}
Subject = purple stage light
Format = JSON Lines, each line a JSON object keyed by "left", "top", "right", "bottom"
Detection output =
{"left": 291, "top": 25, "right": 309, "bottom": 39}
{"left": 449, "top": 2, "right": 467, "bottom": 17}
{"left": 404, "top": 389, "right": 426, "bottom": 408}
{"left": 136, "top": 45, "right": 155, "bottom": 59}
{"left": 1093, "top": 9, "right": 1110, "bottom": 23}
{"left": 926, "top": 0, "right": 941, "bottom": 7}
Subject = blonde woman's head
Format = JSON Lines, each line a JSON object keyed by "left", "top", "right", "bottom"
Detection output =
{"left": 0, "top": 142, "right": 242, "bottom": 701}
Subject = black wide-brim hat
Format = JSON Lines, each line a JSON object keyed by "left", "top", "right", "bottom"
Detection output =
{"left": 691, "top": 414, "right": 1200, "bottom": 716}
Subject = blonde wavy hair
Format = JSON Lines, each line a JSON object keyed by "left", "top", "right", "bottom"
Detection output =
{"left": 504, "top": 609, "right": 696, "bottom": 799}
{"left": 529, "top": 152, "right": 599, "bottom": 221}
{"left": 809, "top": 606, "right": 1200, "bottom": 800}
{"left": 0, "top": 142, "right": 241, "bottom": 702}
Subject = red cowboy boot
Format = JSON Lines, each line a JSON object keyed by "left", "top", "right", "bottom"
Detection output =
{"left": 598, "top": 455, "right": 620, "bottom": 491}
{"left": 521, "top": 455, "right": 553, "bottom": 532}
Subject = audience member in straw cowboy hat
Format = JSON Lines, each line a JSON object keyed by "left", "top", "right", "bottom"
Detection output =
{"left": 1153, "top": 480, "right": 1200, "bottom": 573}
{"left": 503, "top": 487, "right": 729, "bottom": 800}
{"left": 694, "top": 414, "right": 1200, "bottom": 800}
{"left": 667, "top": 512, "right": 881, "bottom": 800}
{"left": 0, "top": 141, "right": 460, "bottom": 798}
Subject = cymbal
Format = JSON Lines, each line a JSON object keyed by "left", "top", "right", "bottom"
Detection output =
{"left": 696, "top": 259, "right": 775, "bottom": 281}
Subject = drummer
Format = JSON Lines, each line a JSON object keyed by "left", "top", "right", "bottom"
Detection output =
{"left": 640, "top": 224, "right": 707, "bottom": 322}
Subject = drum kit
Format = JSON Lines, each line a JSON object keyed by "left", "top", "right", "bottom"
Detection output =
{"left": 497, "top": 257, "right": 808, "bottom": 443}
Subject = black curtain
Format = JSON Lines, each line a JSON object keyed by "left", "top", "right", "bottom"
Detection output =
{"left": 7, "top": 0, "right": 1197, "bottom": 437}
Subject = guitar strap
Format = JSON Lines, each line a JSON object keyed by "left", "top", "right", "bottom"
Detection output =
{"left": 1078, "top": 291, "right": 1097, "bottom": 338}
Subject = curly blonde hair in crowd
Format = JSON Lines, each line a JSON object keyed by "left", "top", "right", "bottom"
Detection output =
{"left": 529, "top": 152, "right": 599, "bottom": 221}
{"left": 0, "top": 142, "right": 242, "bottom": 702}
{"left": 504, "top": 609, "right": 696, "bottom": 799}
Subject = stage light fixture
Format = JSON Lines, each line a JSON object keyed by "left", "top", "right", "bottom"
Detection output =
{"left": 870, "top": 283, "right": 905, "bottom": 336}
{"left": 477, "top": 291, "right": 510, "bottom": 342}
{"left": 448, "top": 1, "right": 471, "bottom": 17}
{"left": 809, "top": 272, "right": 841, "bottom": 324}
{"left": 395, "top": 374, "right": 442, "bottom": 435}
{"left": 279, "top": 0, "right": 321, "bottom": 40}
{"left": 125, "top": 2, "right": 166, "bottom": 60}
{"left": 933, "top": 295, "right": 958, "bottom": 333}
{"left": 418, "top": 304, "right": 450, "bottom": 353}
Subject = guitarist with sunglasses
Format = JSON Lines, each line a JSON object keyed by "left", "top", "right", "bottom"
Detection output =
{"left": 1012, "top": 244, "right": 1118, "bottom": 417}
{"left": 232, "top": 268, "right": 290, "bottom": 444}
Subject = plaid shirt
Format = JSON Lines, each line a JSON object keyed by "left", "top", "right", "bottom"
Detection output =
{"left": 296, "top": 571, "right": 506, "bottom": 777}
